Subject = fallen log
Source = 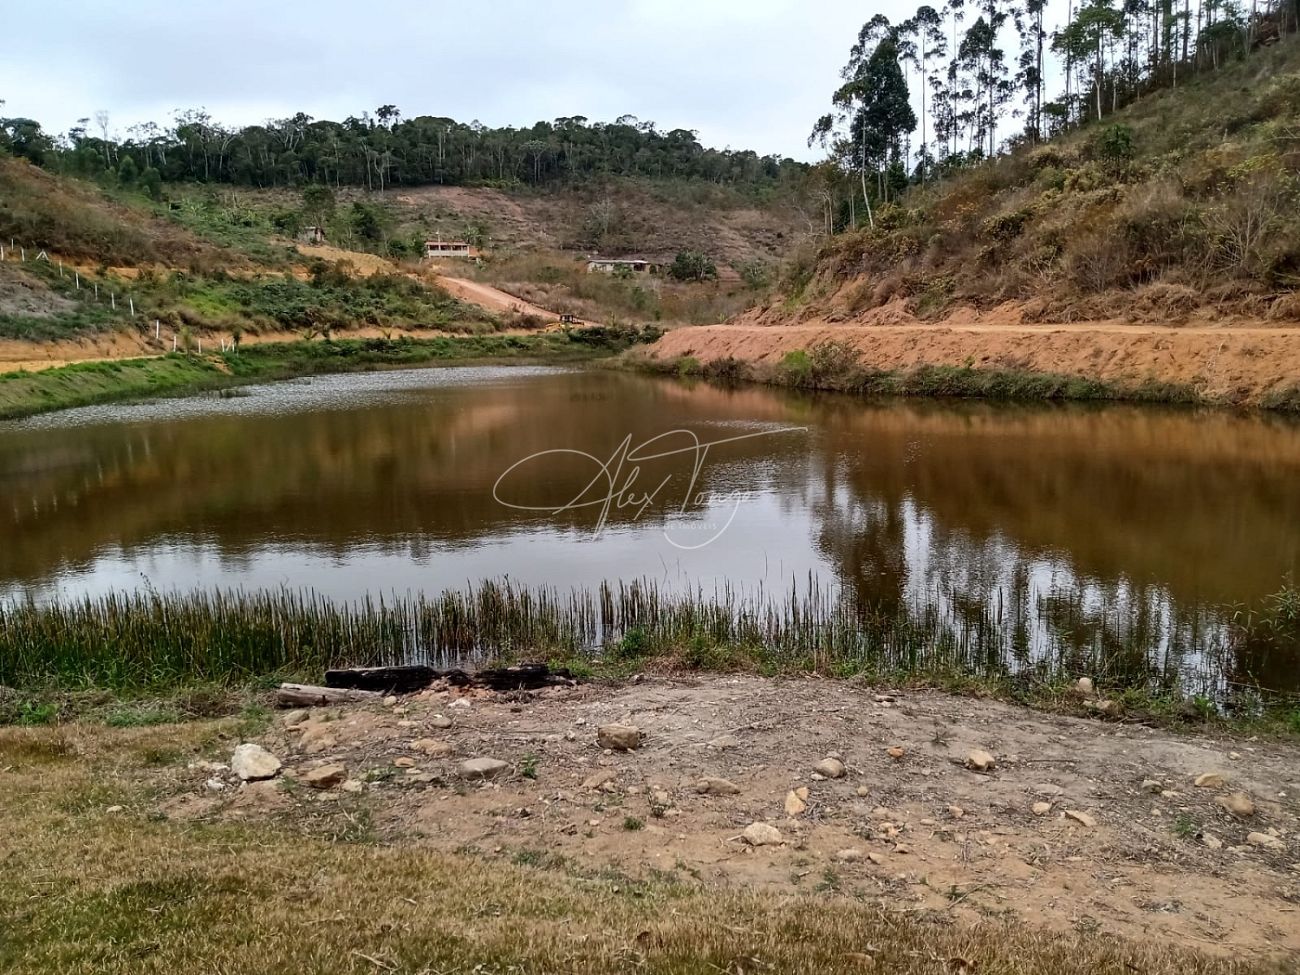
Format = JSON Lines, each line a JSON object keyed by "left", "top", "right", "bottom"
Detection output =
{"left": 275, "top": 683, "right": 384, "bottom": 709}
{"left": 324, "top": 662, "right": 573, "bottom": 694}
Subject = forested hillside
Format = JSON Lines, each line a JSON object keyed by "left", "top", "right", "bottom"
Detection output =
{"left": 0, "top": 110, "right": 804, "bottom": 194}
{"left": 785, "top": 3, "right": 1300, "bottom": 322}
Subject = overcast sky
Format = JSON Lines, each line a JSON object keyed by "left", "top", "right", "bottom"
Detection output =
{"left": 4, "top": 0, "right": 1073, "bottom": 161}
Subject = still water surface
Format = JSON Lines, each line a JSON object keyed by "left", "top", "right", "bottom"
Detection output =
{"left": 1, "top": 366, "right": 1297, "bottom": 685}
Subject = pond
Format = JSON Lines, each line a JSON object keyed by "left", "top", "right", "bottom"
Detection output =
{"left": 1, "top": 365, "right": 1297, "bottom": 691}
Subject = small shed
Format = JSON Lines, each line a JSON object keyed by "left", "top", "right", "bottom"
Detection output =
{"left": 587, "top": 258, "right": 658, "bottom": 275}
{"left": 424, "top": 240, "right": 480, "bottom": 260}
{"left": 299, "top": 226, "right": 327, "bottom": 245}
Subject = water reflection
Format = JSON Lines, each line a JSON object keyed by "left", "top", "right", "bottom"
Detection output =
{"left": 1, "top": 366, "right": 1297, "bottom": 689}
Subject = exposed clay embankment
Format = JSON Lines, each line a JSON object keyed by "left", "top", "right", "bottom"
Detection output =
{"left": 647, "top": 306, "right": 1300, "bottom": 406}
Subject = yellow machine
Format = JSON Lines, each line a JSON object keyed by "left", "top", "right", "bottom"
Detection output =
{"left": 542, "top": 314, "right": 583, "bottom": 333}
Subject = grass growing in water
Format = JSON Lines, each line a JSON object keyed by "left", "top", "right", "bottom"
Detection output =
{"left": 2, "top": 580, "right": 1294, "bottom": 727}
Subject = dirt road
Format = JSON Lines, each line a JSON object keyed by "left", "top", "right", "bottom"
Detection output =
{"left": 163, "top": 675, "right": 1300, "bottom": 963}
{"left": 649, "top": 321, "right": 1300, "bottom": 405}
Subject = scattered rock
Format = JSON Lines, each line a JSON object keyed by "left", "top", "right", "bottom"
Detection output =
{"left": 303, "top": 763, "right": 347, "bottom": 789}
{"left": 461, "top": 758, "right": 509, "bottom": 780}
{"left": 887, "top": 746, "right": 906, "bottom": 760}
{"left": 1202, "top": 833, "right": 1223, "bottom": 850}
{"left": 382, "top": 695, "right": 399, "bottom": 707}
{"left": 205, "top": 777, "right": 225, "bottom": 792}
{"left": 598, "top": 724, "right": 643, "bottom": 751}
{"left": 341, "top": 780, "right": 365, "bottom": 794}
{"left": 866, "top": 852, "right": 884, "bottom": 864}
{"left": 966, "top": 750, "right": 996, "bottom": 772}
{"left": 784, "top": 791, "right": 808, "bottom": 816}
{"left": 1064, "top": 809, "right": 1097, "bottom": 828}
{"left": 582, "top": 769, "right": 617, "bottom": 790}
{"left": 105, "top": 805, "right": 124, "bottom": 814}
{"left": 814, "top": 758, "right": 846, "bottom": 779}
{"left": 835, "top": 848, "right": 866, "bottom": 862}
{"left": 281, "top": 709, "right": 310, "bottom": 728}
{"left": 1246, "top": 832, "right": 1285, "bottom": 851}
{"left": 856, "top": 786, "right": 870, "bottom": 798}
{"left": 393, "top": 757, "right": 416, "bottom": 768}
{"left": 741, "top": 823, "right": 783, "bottom": 847}
{"left": 231, "top": 743, "right": 281, "bottom": 781}
{"left": 1141, "top": 779, "right": 1163, "bottom": 793}
{"left": 708, "top": 735, "right": 739, "bottom": 749}
{"left": 1194, "top": 772, "right": 1226, "bottom": 789}
{"left": 947, "top": 805, "right": 965, "bottom": 819}
{"left": 1217, "top": 792, "right": 1255, "bottom": 818}
{"left": 1086, "top": 699, "right": 1120, "bottom": 716}
{"left": 1073, "top": 677, "right": 1095, "bottom": 697}
{"left": 429, "top": 714, "right": 453, "bottom": 729}
{"left": 411, "top": 738, "right": 454, "bottom": 758}
{"left": 450, "top": 699, "right": 471, "bottom": 710}
{"left": 1032, "top": 802, "right": 1052, "bottom": 817}
{"left": 1034, "top": 784, "right": 1063, "bottom": 797}
{"left": 696, "top": 776, "right": 741, "bottom": 796}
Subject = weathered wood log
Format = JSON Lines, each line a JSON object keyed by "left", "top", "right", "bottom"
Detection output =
{"left": 324, "top": 665, "right": 438, "bottom": 694}
{"left": 323, "top": 662, "right": 573, "bottom": 694}
{"left": 275, "top": 683, "right": 384, "bottom": 708}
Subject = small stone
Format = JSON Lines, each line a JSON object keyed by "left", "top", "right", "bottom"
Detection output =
{"left": 708, "top": 735, "right": 739, "bottom": 749}
{"left": 450, "top": 699, "right": 471, "bottom": 710}
{"left": 383, "top": 695, "right": 398, "bottom": 707}
{"left": 1033, "top": 801, "right": 1052, "bottom": 816}
{"left": 105, "top": 805, "right": 124, "bottom": 814}
{"left": 205, "top": 777, "right": 225, "bottom": 792}
{"left": 461, "top": 758, "right": 509, "bottom": 780}
{"left": 887, "top": 746, "right": 906, "bottom": 760}
{"left": 411, "top": 738, "right": 454, "bottom": 758}
{"left": 867, "top": 852, "right": 885, "bottom": 864}
{"left": 1086, "top": 699, "right": 1120, "bottom": 716}
{"left": 429, "top": 715, "right": 453, "bottom": 729}
{"left": 835, "top": 848, "right": 865, "bottom": 862}
{"left": 582, "top": 769, "right": 617, "bottom": 790}
{"left": 1064, "top": 809, "right": 1097, "bottom": 828}
{"left": 894, "top": 843, "right": 911, "bottom": 854}
{"left": 1246, "top": 832, "right": 1285, "bottom": 851}
{"left": 814, "top": 758, "right": 846, "bottom": 779}
{"left": 1194, "top": 773, "right": 1226, "bottom": 789}
{"left": 231, "top": 743, "right": 281, "bottom": 781}
{"left": 281, "top": 709, "right": 310, "bottom": 728}
{"left": 966, "top": 750, "right": 996, "bottom": 772}
{"left": 1202, "top": 833, "right": 1223, "bottom": 850}
{"left": 1217, "top": 792, "right": 1255, "bottom": 818}
{"left": 741, "top": 823, "right": 783, "bottom": 847}
{"left": 1034, "top": 784, "right": 1063, "bottom": 797}
{"left": 947, "top": 805, "right": 965, "bottom": 819}
{"left": 597, "top": 724, "right": 643, "bottom": 751}
{"left": 304, "top": 763, "right": 347, "bottom": 789}
{"left": 1073, "top": 677, "right": 1095, "bottom": 697}
{"left": 341, "top": 780, "right": 365, "bottom": 794}
{"left": 784, "top": 791, "right": 808, "bottom": 816}
{"left": 393, "top": 757, "right": 416, "bottom": 768}
{"left": 696, "top": 776, "right": 741, "bottom": 796}
{"left": 795, "top": 786, "right": 809, "bottom": 800}
{"left": 1141, "top": 779, "right": 1163, "bottom": 793}
{"left": 856, "top": 786, "right": 870, "bottom": 797}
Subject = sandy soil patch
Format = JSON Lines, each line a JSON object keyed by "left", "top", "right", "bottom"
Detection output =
{"left": 171, "top": 676, "right": 1300, "bottom": 963}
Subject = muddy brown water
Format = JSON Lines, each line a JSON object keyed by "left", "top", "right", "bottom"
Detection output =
{"left": 1, "top": 366, "right": 1297, "bottom": 690}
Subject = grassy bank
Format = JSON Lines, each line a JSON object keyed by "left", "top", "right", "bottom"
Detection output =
{"left": 0, "top": 327, "right": 655, "bottom": 420}
{"left": 3, "top": 719, "right": 1275, "bottom": 975}
{"left": 3, "top": 581, "right": 1296, "bottom": 734}
{"left": 636, "top": 341, "right": 1300, "bottom": 412}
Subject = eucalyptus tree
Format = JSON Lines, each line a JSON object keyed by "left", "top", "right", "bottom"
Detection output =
{"left": 900, "top": 6, "right": 948, "bottom": 180}
{"left": 1053, "top": 0, "right": 1128, "bottom": 122}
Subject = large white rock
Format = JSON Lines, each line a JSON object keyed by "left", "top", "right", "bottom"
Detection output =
{"left": 231, "top": 743, "right": 281, "bottom": 781}
{"left": 461, "top": 757, "right": 509, "bottom": 780}
{"left": 742, "top": 823, "right": 783, "bottom": 847}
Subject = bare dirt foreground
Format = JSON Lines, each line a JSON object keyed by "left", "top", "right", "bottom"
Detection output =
{"left": 159, "top": 676, "right": 1300, "bottom": 965}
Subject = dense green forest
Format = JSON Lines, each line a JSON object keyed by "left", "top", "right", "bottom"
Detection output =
{"left": 0, "top": 108, "right": 805, "bottom": 194}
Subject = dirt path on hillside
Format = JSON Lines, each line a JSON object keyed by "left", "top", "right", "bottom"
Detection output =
{"left": 649, "top": 322, "right": 1300, "bottom": 405}
{"left": 163, "top": 676, "right": 1300, "bottom": 963}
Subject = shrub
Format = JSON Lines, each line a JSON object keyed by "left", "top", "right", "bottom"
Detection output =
{"left": 668, "top": 250, "right": 718, "bottom": 282}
